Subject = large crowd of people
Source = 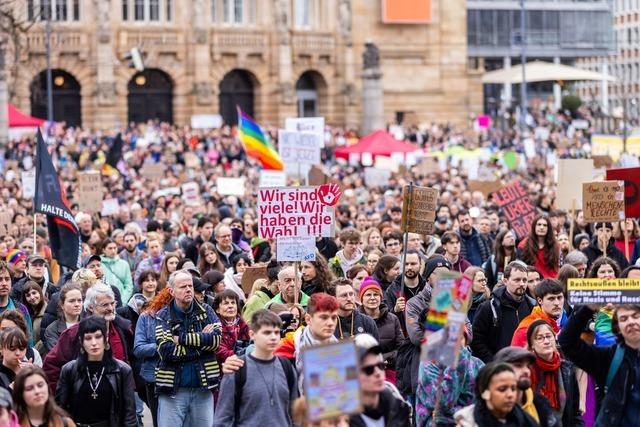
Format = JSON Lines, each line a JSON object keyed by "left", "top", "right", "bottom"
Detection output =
{"left": 0, "top": 104, "right": 636, "bottom": 427}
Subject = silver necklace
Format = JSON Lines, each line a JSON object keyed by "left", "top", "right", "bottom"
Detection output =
{"left": 86, "top": 366, "right": 105, "bottom": 399}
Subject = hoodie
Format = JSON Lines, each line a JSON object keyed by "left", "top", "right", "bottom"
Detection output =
{"left": 582, "top": 236, "right": 629, "bottom": 271}
{"left": 329, "top": 248, "right": 365, "bottom": 277}
{"left": 101, "top": 256, "right": 134, "bottom": 304}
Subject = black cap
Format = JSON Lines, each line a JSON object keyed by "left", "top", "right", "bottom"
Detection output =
{"left": 193, "top": 277, "right": 212, "bottom": 293}
{"left": 494, "top": 346, "right": 536, "bottom": 364}
{"left": 83, "top": 254, "right": 102, "bottom": 268}
{"left": 202, "top": 270, "right": 224, "bottom": 286}
{"left": 180, "top": 260, "right": 201, "bottom": 278}
{"left": 424, "top": 256, "right": 452, "bottom": 279}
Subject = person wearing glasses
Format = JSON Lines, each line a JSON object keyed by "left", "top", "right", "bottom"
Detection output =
{"left": 43, "top": 284, "right": 133, "bottom": 394}
{"left": 465, "top": 266, "right": 490, "bottom": 323}
{"left": 331, "top": 279, "right": 378, "bottom": 342}
{"left": 471, "top": 261, "right": 536, "bottom": 363}
{"left": 350, "top": 334, "right": 410, "bottom": 427}
{"left": 382, "top": 231, "right": 403, "bottom": 258}
{"left": 214, "top": 224, "right": 245, "bottom": 270}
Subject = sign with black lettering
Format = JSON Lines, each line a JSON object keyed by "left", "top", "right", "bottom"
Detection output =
{"left": 401, "top": 185, "right": 439, "bottom": 235}
{"left": 582, "top": 181, "right": 625, "bottom": 222}
{"left": 492, "top": 182, "right": 537, "bottom": 239}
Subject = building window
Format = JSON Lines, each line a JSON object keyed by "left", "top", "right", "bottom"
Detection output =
{"left": 124, "top": 0, "right": 172, "bottom": 22}
{"left": 295, "top": 0, "right": 312, "bottom": 29}
{"left": 30, "top": 0, "right": 79, "bottom": 21}
{"left": 211, "top": 0, "right": 255, "bottom": 25}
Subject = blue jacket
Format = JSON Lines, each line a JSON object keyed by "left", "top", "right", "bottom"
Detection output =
{"left": 134, "top": 312, "right": 158, "bottom": 383}
{"left": 154, "top": 299, "right": 222, "bottom": 394}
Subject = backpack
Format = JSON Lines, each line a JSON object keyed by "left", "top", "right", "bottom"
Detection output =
{"left": 233, "top": 355, "right": 296, "bottom": 421}
{"left": 395, "top": 336, "right": 421, "bottom": 398}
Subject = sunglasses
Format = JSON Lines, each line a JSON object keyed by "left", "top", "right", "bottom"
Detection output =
{"left": 360, "top": 362, "right": 386, "bottom": 376}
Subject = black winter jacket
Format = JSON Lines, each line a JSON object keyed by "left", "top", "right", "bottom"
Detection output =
{"left": 333, "top": 310, "right": 379, "bottom": 341}
{"left": 56, "top": 358, "right": 137, "bottom": 427}
{"left": 582, "top": 237, "right": 629, "bottom": 271}
{"left": 349, "top": 388, "right": 410, "bottom": 427}
{"left": 359, "top": 304, "right": 403, "bottom": 366}
{"left": 470, "top": 286, "right": 536, "bottom": 362}
{"left": 384, "top": 275, "right": 427, "bottom": 334}
{"left": 559, "top": 306, "right": 640, "bottom": 427}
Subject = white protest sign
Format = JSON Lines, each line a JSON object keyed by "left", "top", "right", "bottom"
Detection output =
{"left": 181, "top": 182, "right": 200, "bottom": 206}
{"left": 364, "top": 168, "right": 391, "bottom": 187}
{"left": 259, "top": 171, "right": 287, "bottom": 188}
{"left": 215, "top": 177, "right": 246, "bottom": 196}
{"left": 101, "top": 198, "right": 120, "bottom": 216}
{"left": 555, "top": 159, "right": 595, "bottom": 210}
{"left": 21, "top": 170, "right": 36, "bottom": 199}
{"left": 258, "top": 184, "right": 342, "bottom": 238}
{"left": 190, "top": 114, "right": 223, "bottom": 129}
{"left": 285, "top": 117, "right": 325, "bottom": 148}
{"left": 276, "top": 236, "right": 317, "bottom": 262}
{"left": 374, "top": 156, "right": 399, "bottom": 173}
{"left": 278, "top": 130, "right": 321, "bottom": 168}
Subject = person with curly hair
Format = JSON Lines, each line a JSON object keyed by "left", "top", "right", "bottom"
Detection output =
{"left": 300, "top": 256, "right": 335, "bottom": 296}
{"left": 518, "top": 216, "right": 560, "bottom": 279}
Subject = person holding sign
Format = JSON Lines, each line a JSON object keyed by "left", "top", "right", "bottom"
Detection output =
{"left": 582, "top": 223, "right": 629, "bottom": 272}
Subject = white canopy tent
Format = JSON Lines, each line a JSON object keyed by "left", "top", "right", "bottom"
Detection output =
{"left": 482, "top": 60, "right": 616, "bottom": 84}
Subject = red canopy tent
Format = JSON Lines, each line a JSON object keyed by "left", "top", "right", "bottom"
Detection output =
{"left": 334, "top": 130, "right": 419, "bottom": 160}
{"left": 8, "top": 103, "right": 45, "bottom": 127}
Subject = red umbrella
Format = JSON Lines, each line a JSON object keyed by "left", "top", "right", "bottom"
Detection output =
{"left": 334, "top": 130, "right": 419, "bottom": 160}
{"left": 8, "top": 104, "right": 45, "bottom": 127}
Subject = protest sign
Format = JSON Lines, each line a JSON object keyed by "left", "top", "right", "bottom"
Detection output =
{"left": 278, "top": 130, "right": 321, "bottom": 167}
{"left": 258, "top": 184, "right": 341, "bottom": 238}
{"left": 363, "top": 168, "right": 391, "bottom": 187}
{"left": 240, "top": 265, "right": 268, "bottom": 296}
{"left": 276, "top": 236, "right": 316, "bottom": 262}
{"left": 555, "top": 159, "right": 594, "bottom": 210}
{"left": 417, "top": 156, "right": 441, "bottom": 175}
{"left": 140, "top": 162, "right": 165, "bottom": 180}
{"left": 401, "top": 185, "right": 438, "bottom": 235}
{"left": 285, "top": 117, "right": 325, "bottom": 148}
{"left": 302, "top": 342, "right": 361, "bottom": 422}
{"left": 77, "top": 171, "right": 104, "bottom": 213}
{"left": 181, "top": 182, "right": 200, "bottom": 206}
{"left": 308, "top": 165, "right": 328, "bottom": 186}
{"left": 0, "top": 212, "right": 11, "bottom": 235}
{"left": 468, "top": 179, "right": 502, "bottom": 196}
{"left": 606, "top": 167, "right": 640, "bottom": 218}
{"left": 374, "top": 156, "right": 399, "bottom": 173}
{"left": 568, "top": 278, "right": 640, "bottom": 305}
{"left": 216, "top": 177, "right": 246, "bottom": 196}
{"left": 492, "top": 182, "right": 537, "bottom": 239}
{"left": 190, "top": 114, "right": 223, "bottom": 129}
{"left": 421, "top": 271, "right": 473, "bottom": 367}
{"left": 101, "top": 198, "right": 119, "bottom": 216}
{"left": 259, "top": 170, "right": 286, "bottom": 188}
{"left": 582, "top": 181, "right": 625, "bottom": 222}
{"left": 592, "top": 155, "right": 613, "bottom": 169}
{"left": 21, "top": 170, "right": 36, "bottom": 200}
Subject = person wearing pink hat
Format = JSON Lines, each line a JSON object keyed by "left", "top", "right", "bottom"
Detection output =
{"left": 5, "top": 250, "right": 27, "bottom": 285}
{"left": 358, "top": 277, "right": 403, "bottom": 384}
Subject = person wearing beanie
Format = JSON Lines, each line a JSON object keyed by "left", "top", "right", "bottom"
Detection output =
{"left": 5, "top": 250, "right": 27, "bottom": 284}
{"left": 332, "top": 278, "right": 378, "bottom": 341}
{"left": 582, "top": 222, "right": 629, "bottom": 271}
{"left": 358, "top": 277, "right": 403, "bottom": 383}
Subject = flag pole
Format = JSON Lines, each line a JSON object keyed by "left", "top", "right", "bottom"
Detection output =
{"left": 399, "top": 182, "right": 414, "bottom": 298}
{"left": 33, "top": 214, "right": 37, "bottom": 256}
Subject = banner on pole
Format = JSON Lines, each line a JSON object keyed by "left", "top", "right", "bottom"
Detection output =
{"left": 582, "top": 180, "right": 625, "bottom": 222}
{"left": 401, "top": 185, "right": 438, "bottom": 235}
{"left": 492, "top": 181, "right": 537, "bottom": 239}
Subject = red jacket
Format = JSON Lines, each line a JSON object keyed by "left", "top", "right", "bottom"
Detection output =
{"left": 511, "top": 306, "right": 560, "bottom": 348}
{"left": 216, "top": 317, "right": 250, "bottom": 364}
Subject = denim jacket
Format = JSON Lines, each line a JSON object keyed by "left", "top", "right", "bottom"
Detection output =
{"left": 134, "top": 312, "right": 159, "bottom": 383}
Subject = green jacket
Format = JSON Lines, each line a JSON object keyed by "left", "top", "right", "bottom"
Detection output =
{"left": 241, "top": 290, "right": 273, "bottom": 323}
{"left": 267, "top": 292, "right": 310, "bottom": 308}
{"left": 101, "top": 256, "right": 134, "bottom": 304}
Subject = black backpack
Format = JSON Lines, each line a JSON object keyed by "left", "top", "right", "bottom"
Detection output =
{"left": 233, "top": 355, "right": 296, "bottom": 420}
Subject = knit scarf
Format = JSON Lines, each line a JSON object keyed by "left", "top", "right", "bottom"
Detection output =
{"left": 531, "top": 352, "right": 565, "bottom": 411}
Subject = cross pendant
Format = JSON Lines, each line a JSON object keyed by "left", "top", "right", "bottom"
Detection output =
{"left": 91, "top": 391, "right": 98, "bottom": 399}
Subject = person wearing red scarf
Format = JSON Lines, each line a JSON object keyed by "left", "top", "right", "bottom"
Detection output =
{"left": 526, "top": 319, "right": 584, "bottom": 426}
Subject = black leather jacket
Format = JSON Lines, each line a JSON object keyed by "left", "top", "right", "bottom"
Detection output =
{"left": 56, "top": 358, "right": 137, "bottom": 427}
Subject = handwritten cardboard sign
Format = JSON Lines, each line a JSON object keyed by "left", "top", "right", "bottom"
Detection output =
{"left": 582, "top": 180, "right": 625, "bottom": 222}
{"left": 468, "top": 179, "right": 502, "bottom": 196}
{"left": 77, "top": 171, "right": 103, "bottom": 213}
{"left": 276, "top": 236, "right": 316, "bottom": 262}
{"left": 258, "top": 185, "right": 341, "bottom": 238}
{"left": 302, "top": 342, "right": 362, "bottom": 422}
{"left": 417, "top": 156, "right": 440, "bottom": 175}
{"left": 592, "top": 155, "right": 613, "bottom": 169}
{"left": 140, "top": 162, "right": 165, "bottom": 180}
{"left": 556, "top": 159, "right": 595, "bottom": 210}
{"left": 492, "top": 182, "right": 537, "bottom": 239}
{"left": 568, "top": 278, "right": 640, "bottom": 305}
{"left": 278, "top": 130, "right": 321, "bottom": 166}
{"left": 308, "top": 166, "right": 329, "bottom": 186}
{"left": 240, "top": 265, "right": 268, "bottom": 296}
{"left": 401, "top": 185, "right": 438, "bottom": 235}
{"left": 285, "top": 117, "right": 325, "bottom": 148}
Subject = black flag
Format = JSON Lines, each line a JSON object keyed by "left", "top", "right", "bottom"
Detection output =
{"left": 34, "top": 129, "right": 82, "bottom": 270}
{"left": 103, "top": 133, "right": 123, "bottom": 175}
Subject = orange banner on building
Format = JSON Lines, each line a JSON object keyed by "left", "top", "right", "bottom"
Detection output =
{"left": 382, "top": 0, "right": 432, "bottom": 23}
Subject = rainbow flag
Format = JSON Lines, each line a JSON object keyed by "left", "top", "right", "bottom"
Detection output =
{"left": 237, "top": 107, "right": 284, "bottom": 170}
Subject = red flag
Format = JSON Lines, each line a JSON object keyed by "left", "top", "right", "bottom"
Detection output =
{"left": 606, "top": 167, "right": 640, "bottom": 218}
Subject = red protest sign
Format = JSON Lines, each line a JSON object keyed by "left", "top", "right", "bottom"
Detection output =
{"left": 258, "top": 184, "right": 341, "bottom": 238}
{"left": 492, "top": 182, "right": 537, "bottom": 239}
{"left": 606, "top": 167, "right": 640, "bottom": 218}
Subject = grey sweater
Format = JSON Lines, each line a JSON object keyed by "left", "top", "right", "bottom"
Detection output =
{"left": 214, "top": 354, "right": 298, "bottom": 426}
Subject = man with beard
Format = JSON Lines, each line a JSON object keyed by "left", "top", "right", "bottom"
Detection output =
{"left": 456, "top": 209, "right": 491, "bottom": 267}
{"left": 511, "top": 279, "right": 566, "bottom": 347}
{"left": 471, "top": 261, "right": 536, "bottom": 362}
{"left": 119, "top": 231, "right": 145, "bottom": 272}
{"left": 494, "top": 347, "right": 559, "bottom": 427}
{"left": 560, "top": 304, "right": 640, "bottom": 426}
{"left": 384, "top": 250, "right": 426, "bottom": 334}
{"left": 332, "top": 278, "right": 378, "bottom": 341}
{"left": 43, "top": 283, "right": 133, "bottom": 392}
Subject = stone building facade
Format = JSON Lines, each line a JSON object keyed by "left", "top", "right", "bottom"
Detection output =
{"left": 9, "top": 0, "right": 482, "bottom": 130}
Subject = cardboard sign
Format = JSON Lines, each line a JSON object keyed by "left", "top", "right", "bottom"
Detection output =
{"left": 606, "top": 167, "right": 640, "bottom": 218}
{"left": 21, "top": 170, "right": 36, "bottom": 200}
{"left": 308, "top": 166, "right": 329, "bottom": 186}
{"left": 556, "top": 159, "right": 594, "bottom": 210}
{"left": 363, "top": 168, "right": 391, "bottom": 187}
{"left": 468, "top": 180, "right": 502, "bottom": 196}
{"left": 276, "top": 236, "right": 316, "bottom": 261}
{"left": 422, "top": 271, "right": 472, "bottom": 367}
{"left": 592, "top": 155, "right": 613, "bottom": 169}
{"left": 181, "top": 182, "right": 200, "bottom": 206}
{"left": 77, "top": 172, "right": 103, "bottom": 213}
{"left": 257, "top": 185, "right": 340, "bottom": 238}
{"left": 278, "top": 130, "right": 321, "bottom": 167}
{"left": 401, "top": 185, "right": 438, "bottom": 235}
{"left": 374, "top": 156, "right": 399, "bottom": 173}
{"left": 240, "top": 266, "right": 268, "bottom": 296}
{"left": 582, "top": 181, "right": 625, "bottom": 222}
{"left": 568, "top": 278, "right": 640, "bottom": 305}
{"left": 302, "top": 342, "right": 362, "bottom": 422}
{"left": 285, "top": 117, "right": 325, "bottom": 148}
{"left": 216, "top": 177, "right": 246, "bottom": 196}
{"left": 259, "top": 171, "right": 287, "bottom": 188}
{"left": 140, "top": 162, "right": 165, "bottom": 180}
{"left": 418, "top": 156, "right": 441, "bottom": 175}
{"left": 0, "top": 212, "right": 11, "bottom": 235}
{"left": 101, "top": 198, "right": 120, "bottom": 216}
{"left": 492, "top": 182, "right": 537, "bottom": 239}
